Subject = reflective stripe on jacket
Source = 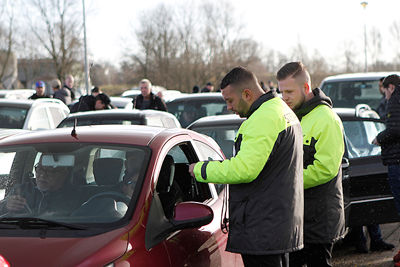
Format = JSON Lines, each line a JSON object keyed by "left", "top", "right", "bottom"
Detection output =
{"left": 194, "top": 92, "right": 304, "bottom": 254}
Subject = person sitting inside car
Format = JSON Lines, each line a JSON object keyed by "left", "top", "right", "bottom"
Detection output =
{"left": 0, "top": 154, "right": 85, "bottom": 217}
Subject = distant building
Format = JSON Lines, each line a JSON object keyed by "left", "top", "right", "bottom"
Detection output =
{"left": 17, "top": 58, "right": 57, "bottom": 94}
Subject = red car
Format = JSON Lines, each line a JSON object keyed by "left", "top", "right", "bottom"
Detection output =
{"left": 0, "top": 125, "right": 242, "bottom": 267}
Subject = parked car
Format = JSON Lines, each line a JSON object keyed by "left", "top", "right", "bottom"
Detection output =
{"left": 320, "top": 72, "right": 400, "bottom": 112}
{"left": 188, "top": 107, "right": 400, "bottom": 226}
{"left": 0, "top": 125, "right": 242, "bottom": 266}
{"left": 0, "top": 98, "right": 69, "bottom": 130}
{"left": 0, "top": 89, "right": 35, "bottom": 100}
{"left": 166, "top": 93, "right": 233, "bottom": 127}
{"left": 57, "top": 109, "right": 181, "bottom": 128}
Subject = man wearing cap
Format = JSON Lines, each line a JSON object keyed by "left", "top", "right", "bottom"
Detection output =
{"left": 0, "top": 154, "right": 85, "bottom": 216}
{"left": 29, "top": 81, "right": 51, "bottom": 99}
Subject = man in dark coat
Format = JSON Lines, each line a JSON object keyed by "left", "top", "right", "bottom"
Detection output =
{"left": 29, "top": 81, "right": 51, "bottom": 99}
{"left": 132, "top": 79, "right": 167, "bottom": 111}
{"left": 277, "top": 62, "right": 345, "bottom": 267}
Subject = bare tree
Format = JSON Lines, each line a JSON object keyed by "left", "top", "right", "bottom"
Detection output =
{"left": 368, "top": 27, "right": 383, "bottom": 71}
{"left": 390, "top": 20, "right": 400, "bottom": 68}
{"left": 25, "top": 0, "right": 83, "bottom": 80}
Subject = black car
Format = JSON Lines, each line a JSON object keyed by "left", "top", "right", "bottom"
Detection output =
{"left": 165, "top": 93, "right": 232, "bottom": 127}
{"left": 188, "top": 108, "right": 400, "bottom": 226}
{"left": 57, "top": 109, "right": 181, "bottom": 128}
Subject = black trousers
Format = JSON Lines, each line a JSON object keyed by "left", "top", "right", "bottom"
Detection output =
{"left": 289, "top": 243, "right": 333, "bottom": 267}
{"left": 241, "top": 253, "right": 288, "bottom": 267}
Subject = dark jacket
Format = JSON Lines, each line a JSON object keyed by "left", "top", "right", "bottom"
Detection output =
{"left": 376, "top": 95, "right": 388, "bottom": 119}
{"left": 70, "top": 95, "right": 96, "bottom": 113}
{"left": 377, "top": 86, "right": 400, "bottom": 165}
{"left": 194, "top": 92, "right": 304, "bottom": 254}
{"left": 133, "top": 93, "right": 167, "bottom": 111}
{"left": 29, "top": 94, "right": 51, "bottom": 100}
{"left": 63, "top": 85, "right": 75, "bottom": 100}
{"left": 294, "top": 88, "right": 346, "bottom": 243}
{"left": 0, "top": 181, "right": 85, "bottom": 216}
{"left": 54, "top": 88, "right": 72, "bottom": 105}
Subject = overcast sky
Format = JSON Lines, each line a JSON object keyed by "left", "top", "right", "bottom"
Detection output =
{"left": 85, "top": 0, "right": 400, "bottom": 66}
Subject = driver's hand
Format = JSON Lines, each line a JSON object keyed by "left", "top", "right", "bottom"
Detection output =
{"left": 189, "top": 163, "right": 196, "bottom": 178}
{"left": 6, "top": 195, "right": 27, "bottom": 212}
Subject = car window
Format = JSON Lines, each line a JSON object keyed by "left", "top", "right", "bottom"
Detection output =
{"left": 342, "top": 119, "right": 385, "bottom": 158}
{"left": 322, "top": 80, "right": 381, "bottom": 110}
{"left": 192, "top": 126, "right": 239, "bottom": 159}
{"left": 145, "top": 116, "right": 164, "bottom": 127}
{"left": 155, "top": 143, "right": 213, "bottom": 219}
{"left": 0, "top": 106, "right": 28, "bottom": 129}
{"left": 0, "top": 143, "right": 149, "bottom": 226}
{"left": 193, "top": 140, "right": 225, "bottom": 194}
{"left": 28, "top": 107, "right": 51, "bottom": 130}
{"left": 48, "top": 107, "right": 67, "bottom": 127}
{"left": 167, "top": 99, "right": 231, "bottom": 127}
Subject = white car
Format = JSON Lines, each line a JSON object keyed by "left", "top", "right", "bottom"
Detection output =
{"left": 0, "top": 98, "right": 70, "bottom": 130}
{"left": 0, "top": 89, "right": 35, "bottom": 99}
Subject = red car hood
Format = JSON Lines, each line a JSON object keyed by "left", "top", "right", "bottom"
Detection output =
{"left": 0, "top": 227, "right": 129, "bottom": 267}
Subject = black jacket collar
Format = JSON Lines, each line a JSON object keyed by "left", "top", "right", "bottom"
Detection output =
{"left": 247, "top": 90, "right": 278, "bottom": 118}
{"left": 293, "top": 88, "right": 332, "bottom": 120}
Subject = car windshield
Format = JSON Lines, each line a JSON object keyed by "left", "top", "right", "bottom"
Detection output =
{"left": 322, "top": 80, "right": 381, "bottom": 110}
{"left": 0, "top": 106, "right": 29, "bottom": 129}
{"left": 167, "top": 99, "right": 232, "bottom": 127}
{"left": 58, "top": 118, "right": 143, "bottom": 127}
{"left": 0, "top": 143, "right": 149, "bottom": 226}
{"left": 193, "top": 125, "right": 239, "bottom": 159}
{"left": 343, "top": 119, "right": 385, "bottom": 158}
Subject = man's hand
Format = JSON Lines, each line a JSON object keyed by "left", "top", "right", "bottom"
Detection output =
{"left": 189, "top": 163, "right": 196, "bottom": 178}
{"left": 372, "top": 137, "right": 380, "bottom": 146}
{"left": 6, "top": 195, "right": 27, "bottom": 212}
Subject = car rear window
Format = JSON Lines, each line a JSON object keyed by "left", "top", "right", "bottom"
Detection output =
{"left": 322, "top": 80, "right": 381, "bottom": 110}
{"left": 58, "top": 118, "right": 143, "bottom": 127}
{"left": 0, "top": 107, "right": 28, "bottom": 129}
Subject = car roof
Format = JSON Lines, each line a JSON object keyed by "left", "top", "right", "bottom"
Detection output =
{"left": 188, "top": 114, "right": 244, "bottom": 129}
{"left": 64, "top": 109, "right": 175, "bottom": 119}
{"left": 166, "top": 92, "right": 223, "bottom": 102}
{"left": 0, "top": 125, "right": 192, "bottom": 147}
{"left": 321, "top": 72, "right": 400, "bottom": 83}
{"left": 0, "top": 98, "right": 67, "bottom": 108}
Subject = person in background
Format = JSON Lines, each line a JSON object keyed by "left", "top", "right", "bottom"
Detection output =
{"left": 376, "top": 77, "right": 387, "bottom": 119}
{"left": 52, "top": 78, "right": 71, "bottom": 105}
{"left": 192, "top": 85, "right": 200, "bottom": 93}
{"left": 94, "top": 93, "right": 113, "bottom": 110}
{"left": 372, "top": 74, "right": 400, "bottom": 265}
{"left": 189, "top": 66, "right": 304, "bottom": 267}
{"left": 201, "top": 82, "right": 214, "bottom": 93}
{"left": 132, "top": 79, "right": 167, "bottom": 111}
{"left": 277, "top": 62, "right": 345, "bottom": 267}
{"left": 63, "top": 74, "right": 76, "bottom": 100}
{"left": 70, "top": 86, "right": 103, "bottom": 112}
{"left": 29, "top": 81, "right": 51, "bottom": 99}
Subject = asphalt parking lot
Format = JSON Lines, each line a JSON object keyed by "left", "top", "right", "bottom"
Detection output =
{"left": 332, "top": 223, "right": 400, "bottom": 267}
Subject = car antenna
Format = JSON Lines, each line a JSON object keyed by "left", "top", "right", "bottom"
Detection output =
{"left": 71, "top": 117, "right": 77, "bottom": 138}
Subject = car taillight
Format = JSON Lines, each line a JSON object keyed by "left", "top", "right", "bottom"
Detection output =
{"left": 0, "top": 255, "right": 10, "bottom": 267}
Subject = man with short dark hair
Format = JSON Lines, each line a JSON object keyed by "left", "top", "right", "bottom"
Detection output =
{"left": 133, "top": 79, "right": 167, "bottom": 111}
{"left": 277, "top": 62, "right": 345, "bottom": 267}
{"left": 52, "top": 78, "right": 71, "bottom": 105}
{"left": 201, "top": 82, "right": 214, "bottom": 93}
{"left": 29, "top": 81, "right": 51, "bottom": 99}
{"left": 189, "top": 66, "right": 304, "bottom": 267}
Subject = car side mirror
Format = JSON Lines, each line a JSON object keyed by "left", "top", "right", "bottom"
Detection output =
{"left": 172, "top": 202, "right": 213, "bottom": 229}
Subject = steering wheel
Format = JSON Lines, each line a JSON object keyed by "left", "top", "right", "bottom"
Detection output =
{"left": 84, "top": 191, "right": 131, "bottom": 205}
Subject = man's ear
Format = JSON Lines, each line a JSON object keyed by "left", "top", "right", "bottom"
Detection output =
{"left": 242, "top": 88, "right": 252, "bottom": 101}
{"left": 303, "top": 82, "right": 311, "bottom": 94}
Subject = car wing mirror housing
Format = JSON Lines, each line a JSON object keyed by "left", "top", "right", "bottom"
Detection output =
{"left": 172, "top": 201, "right": 213, "bottom": 229}
{"left": 145, "top": 194, "right": 213, "bottom": 251}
